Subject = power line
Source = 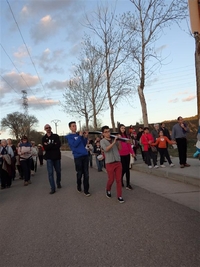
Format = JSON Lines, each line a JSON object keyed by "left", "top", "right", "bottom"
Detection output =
{"left": 5, "top": 0, "right": 59, "bottom": 118}
{"left": 0, "top": 43, "right": 53, "bottom": 115}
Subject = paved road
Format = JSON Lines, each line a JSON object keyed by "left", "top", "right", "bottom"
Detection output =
{"left": 0, "top": 153, "right": 200, "bottom": 267}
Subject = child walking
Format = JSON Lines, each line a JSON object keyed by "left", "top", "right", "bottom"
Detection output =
{"left": 151, "top": 130, "right": 176, "bottom": 167}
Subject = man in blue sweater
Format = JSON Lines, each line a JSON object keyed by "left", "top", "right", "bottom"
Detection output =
{"left": 66, "top": 121, "right": 90, "bottom": 196}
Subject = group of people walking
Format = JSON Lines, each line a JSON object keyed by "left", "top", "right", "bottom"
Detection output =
{"left": 1, "top": 116, "right": 192, "bottom": 204}
{"left": 0, "top": 137, "right": 44, "bottom": 189}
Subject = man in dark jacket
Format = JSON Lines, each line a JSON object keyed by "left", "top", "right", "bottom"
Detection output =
{"left": 42, "top": 124, "right": 61, "bottom": 194}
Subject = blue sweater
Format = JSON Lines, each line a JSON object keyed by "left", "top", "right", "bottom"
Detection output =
{"left": 66, "top": 133, "right": 88, "bottom": 158}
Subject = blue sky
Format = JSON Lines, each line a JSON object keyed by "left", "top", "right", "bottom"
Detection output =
{"left": 0, "top": 0, "right": 197, "bottom": 138}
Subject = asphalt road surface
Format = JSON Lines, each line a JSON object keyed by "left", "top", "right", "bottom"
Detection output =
{"left": 0, "top": 155, "right": 200, "bottom": 267}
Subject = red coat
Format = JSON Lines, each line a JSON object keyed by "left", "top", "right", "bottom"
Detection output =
{"left": 140, "top": 133, "right": 154, "bottom": 151}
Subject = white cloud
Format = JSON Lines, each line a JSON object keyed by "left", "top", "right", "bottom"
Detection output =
{"left": 14, "top": 96, "right": 60, "bottom": 110}
{"left": 37, "top": 48, "right": 66, "bottom": 74}
{"left": 46, "top": 80, "right": 69, "bottom": 90}
{"left": 1, "top": 71, "right": 39, "bottom": 96}
{"left": 30, "top": 15, "right": 59, "bottom": 44}
{"left": 20, "top": 0, "right": 86, "bottom": 44}
{"left": 182, "top": 95, "right": 196, "bottom": 102}
{"left": 13, "top": 45, "right": 29, "bottom": 59}
{"left": 168, "top": 98, "right": 179, "bottom": 103}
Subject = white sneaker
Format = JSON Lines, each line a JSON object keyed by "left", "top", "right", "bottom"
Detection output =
{"left": 170, "top": 163, "right": 174, "bottom": 167}
{"left": 148, "top": 166, "right": 152, "bottom": 169}
{"left": 160, "top": 165, "right": 166, "bottom": 168}
{"left": 154, "top": 165, "right": 159, "bottom": 169}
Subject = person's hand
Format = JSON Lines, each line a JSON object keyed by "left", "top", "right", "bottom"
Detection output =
{"left": 181, "top": 123, "right": 185, "bottom": 128}
{"left": 113, "top": 135, "right": 118, "bottom": 143}
{"left": 83, "top": 131, "right": 89, "bottom": 137}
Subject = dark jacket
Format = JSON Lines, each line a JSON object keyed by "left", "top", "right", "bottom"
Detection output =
{"left": 42, "top": 133, "right": 61, "bottom": 160}
{"left": 160, "top": 127, "right": 171, "bottom": 140}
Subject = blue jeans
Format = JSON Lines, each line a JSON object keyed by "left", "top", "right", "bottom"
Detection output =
{"left": 74, "top": 155, "right": 89, "bottom": 193}
{"left": 96, "top": 157, "right": 103, "bottom": 171}
{"left": 46, "top": 159, "right": 61, "bottom": 191}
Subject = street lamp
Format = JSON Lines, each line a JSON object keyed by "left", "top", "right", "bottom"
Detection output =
{"left": 51, "top": 119, "right": 61, "bottom": 134}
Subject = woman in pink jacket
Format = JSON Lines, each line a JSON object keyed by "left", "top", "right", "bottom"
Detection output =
{"left": 118, "top": 124, "right": 135, "bottom": 190}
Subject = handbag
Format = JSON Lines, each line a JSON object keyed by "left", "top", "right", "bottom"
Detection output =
{"left": 97, "top": 154, "right": 104, "bottom": 161}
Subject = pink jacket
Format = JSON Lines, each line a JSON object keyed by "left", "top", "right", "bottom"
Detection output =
{"left": 119, "top": 135, "right": 134, "bottom": 156}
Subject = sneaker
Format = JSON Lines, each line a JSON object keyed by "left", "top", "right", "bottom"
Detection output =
{"left": 84, "top": 192, "right": 91, "bottom": 197}
{"left": 160, "top": 165, "right": 166, "bottom": 168}
{"left": 106, "top": 191, "right": 111, "bottom": 198}
{"left": 180, "top": 164, "right": 184, "bottom": 168}
{"left": 148, "top": 166, "right": 152, "bottom": 169}
{"left": 24, "top": 181, "right": 28, "bottom": 186}
{"left": 154, "top": 165, "right": 159, "bottom": 169}
{"left": 126, "top": 185, "right": 133, "bottom": 190}
{"left": 170, "top": 163, "right": 174, "bottom": 167}
{"left": 118, "top": 197, "right": 125, "bottom": 204}
{"left": 77, "top": 186, "right": 82, "bottom": 193}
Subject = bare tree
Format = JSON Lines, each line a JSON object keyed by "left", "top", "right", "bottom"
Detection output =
{"left": 1, "top": 112, "right": 38, "bottom": 139}
{"left": 84, "top": 3, "right": 135, "bottom": 131}
{"left": 80, "top": 36, "right": 108, "bottom": 130}
{"left": 123, "top": 0, "right": 188, "bottom": 126}
{"left": 63, "top": 74, "right": 92, "bottom": 130}
{"left": 63, "top": 37, "right": 107, "bottom": 130}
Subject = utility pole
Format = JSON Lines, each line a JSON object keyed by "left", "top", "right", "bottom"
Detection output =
{"left": 188, "top": 0, "right": 200, "bottom": 125}
{"left": 51, "top": 119, "right": 60, "bottom": 134}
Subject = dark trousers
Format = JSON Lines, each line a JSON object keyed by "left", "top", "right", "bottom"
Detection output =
{"left": 0, "top": 164, "right": 12, "bottom": 188}
{"left": 88, "top": 153, "right": 93, "bottom": 167}
{"left": 74, "top": 155, "right": 89, "bottom": 193}
{"left": 38, "top": 155, "right": 43, "bottom": 165}
{"left": 17, "top": 164, "right": 23, "bottom": 179}
{"left": 20, "top": 159, "right": 31, "bottom": 182}
{"left": 11, "top": 157, "right": 16, "bottom": 180}
{"left": 176, "top": 138, "right": 187, "bottom": 165}
{"left": 120, "top": 154, "right": 131, "bottom": 186}
{"left": 144, "top": 149, "right": 157, "bottom": 166}
{"left": 138, "top": 144, "right": 145, "bottom": 161}
{"left": 158, "top": 148, "right": 172, "bottom": 165}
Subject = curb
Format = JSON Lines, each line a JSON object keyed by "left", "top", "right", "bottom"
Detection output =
{"left": 131, "top": 164, "right": 200, "bottom": 187}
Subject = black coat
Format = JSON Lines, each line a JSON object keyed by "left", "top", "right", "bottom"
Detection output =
{"left": 42, "top": 133, "right": 61, "bottom": 160}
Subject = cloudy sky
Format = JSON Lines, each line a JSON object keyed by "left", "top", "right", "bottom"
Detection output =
{"left": 0, "top": 0, "right": 197, "bottom": 138}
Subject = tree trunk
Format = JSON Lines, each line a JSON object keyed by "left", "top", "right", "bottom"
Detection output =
{"left": 195, "top": 33, "right": 200, "bottom": 125}
{"left": 138, "top": 85, "right": 149, "bottom": 127}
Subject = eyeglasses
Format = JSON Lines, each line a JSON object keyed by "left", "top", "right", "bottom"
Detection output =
{"left": 45, "top": 127, "right": 51, "bottom": 130}
{"left": 103, "top": 130, "right": 110, "bottom": 133}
